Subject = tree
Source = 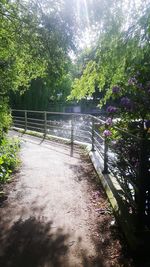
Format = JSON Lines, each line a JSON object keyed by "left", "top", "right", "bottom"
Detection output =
{"left": 8, "top": 0, "right": 77, "bottom": 111}
{"left": 0, "top": 0, "right": 77, "bottom": 135}
{"left": 0, "top": 0, "right": 47, "bottom": 94}
{"left": 69, "top": 0, "right": 150, "bottom": 120}
{"left": 0, "top": 0, "right": 47, "bottom": 137}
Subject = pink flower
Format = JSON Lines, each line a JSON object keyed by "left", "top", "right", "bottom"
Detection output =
{"left": 128, "top": 77, "right": 137, "bottom": 85}
{"left": 112, "top": 86, "right": 120, "bottom": 93}
{"left": 120, "top": 97, "right": 131, "bottom": 109}
{"left": 103, "top": 130, "right": 112, "bottom": 137}
{"left": 107, "top": 106, "right": 117, "bottom": 113}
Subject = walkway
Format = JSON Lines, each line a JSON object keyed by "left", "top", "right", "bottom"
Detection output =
{"left": 0, "top": 131, "right": 128, "bottom": 267}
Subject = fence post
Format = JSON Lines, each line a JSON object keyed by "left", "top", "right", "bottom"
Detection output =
{"left": 44, "top": 111, "right": 47, "bottom": 137}
{"left": 102, "top": 123, "right": 109, "bottom": 174}
{"left": 71, "top": 114, "right": 74, "bottom": 156}
{"left": 91, "top": 117, "right": 95, "bottom": 151}
{"left": 25, "top": 110, "right": 27, "bottom": 131}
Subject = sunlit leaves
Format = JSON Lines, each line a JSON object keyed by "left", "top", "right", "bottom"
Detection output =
{"left": 70, "top": 0, "right": 150, "bottom": 121}
{"left": 69, "top": 61, "right": 98, "bottom": 100}
{"left": 0, "top": 0, "right": 47, "bottom": 93}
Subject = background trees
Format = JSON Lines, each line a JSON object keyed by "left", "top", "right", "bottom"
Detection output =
{"left": 70, "top": 0, "right": 150, "bottom": 121}
{"left": 0, "top": 0, "right": 77, "bottom": 135}
{"left": 0, "top": 0, "right": 44, "bottom": 136}
{"left": 0, "top": 0, "right": 47, "bottom": 95}
{"left": 1, "top": 0, "right": 150, "bottom": 131}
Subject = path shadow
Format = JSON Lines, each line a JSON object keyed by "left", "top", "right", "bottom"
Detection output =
{"left": 69, "top": 159, "right": 135, "bottom": 267}
{"left": 0, "top": 216, "right": 107, "bottom": 267}
{"left": 0, "top": 217, "right": 69, "bottom": 267}
{"left": 72, "top": 156, "right": 150, "bottom": 267}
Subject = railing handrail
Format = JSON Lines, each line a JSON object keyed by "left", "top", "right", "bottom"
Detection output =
{"left": 11, "top": 109, "right": 97, "bottom": 117}
{"left": 89, "top": 114, "right": 105, "bottom": 124}
{"left": 12, "top": 109, "right": 143, "bottom": 140}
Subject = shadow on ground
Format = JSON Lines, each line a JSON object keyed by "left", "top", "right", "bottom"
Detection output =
{"left": 0, "top": 217, "right": 69, "bottom": 267}
{"left": 0, "top": 217, "right": 107, "bottom": 267}
{"left": 68, "top": 156, "right": 135, "bottom": 267}
{"left": 69, "top": 154, "right": 150, "bottom": 267}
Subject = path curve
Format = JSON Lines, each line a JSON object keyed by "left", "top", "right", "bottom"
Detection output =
{"left": 0, "top": 131, "right": 129, "bottom": 267}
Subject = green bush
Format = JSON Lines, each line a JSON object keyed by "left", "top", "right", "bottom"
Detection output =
{"left": 0, "top": 100, "right": 12, "bottom": 141}
{"left": 0, "top": 137, "right": 20, "bottom": 183}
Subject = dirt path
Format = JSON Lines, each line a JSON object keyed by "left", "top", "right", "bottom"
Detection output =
{"left": 0, "top": 131, "right": 132, "bottom": 267}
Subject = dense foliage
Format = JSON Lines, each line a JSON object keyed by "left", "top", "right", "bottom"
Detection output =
{"left": 7, "top": 0, "right": 76, "bottom": 111}
{"left": 70, "top": 0, "right": 150, "bottom": 121}
{"left": 0, "top": 0, "right": 76, "bottom": 181}
{"left": 0, "top": 0, "right": 77, "bottom": 132}
{"left": 0, "top": 137, "right": 20, "bottom": 183}
{"left": 0, "top": 0, "right": 47, "bottom": 93}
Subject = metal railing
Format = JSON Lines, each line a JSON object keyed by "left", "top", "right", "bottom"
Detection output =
{"left": 11, "top": 109, "right": 108, "bottom": 168}
{"left": 11, "top": 109, "right": 150, "bottom": 234}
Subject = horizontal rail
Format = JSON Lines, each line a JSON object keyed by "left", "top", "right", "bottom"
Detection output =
{"left": 94, "top": 144, "right": 104, "bottom": 158}
{"left": 14, "top": 116, "right": 25, "bottom": 120}
{"left": 76, "top": 129, "right": 92, "bottom": 135}
{"left": 108, "top": 158, "right": 138, "bottom": 191}
{"left": 27, "top": 121, "right": 44, "bottom": 127}
{"left": 46, "top": 121, "right": 70, "bottom": 126}
{"left": 47, "top": 125, "right": 71, "bottom": 131}
{"left": 74, "top": 134, "right": 91, "bottom": 140}
{"left": 93, "top": 137, "right": 104, "bottom": 151}
{"left": 14, "top": 119, "right": 25, "bottom": 124}
{"left": 13, "top": 123, "right": 25, "bottom": 128}
{"left": 12, "top": 109, "right": 91, "bottom": 117}
{"left": 27, "top": 125, "right": 44, "bottom": 130}
{"left": 27, "top": 118, "right": 45, "bottom": 122}
{"left": 90, "top": 115, "right": 105, "bottom": 124}
{"left": 94, "top": 130, "right": 104, "bottom": 141}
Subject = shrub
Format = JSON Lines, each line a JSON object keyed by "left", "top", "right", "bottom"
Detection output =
{"left": 0, "top": 137, "right": 20, "bottom": 183}
{"left": 0, "top": 100, "right": 12, "bottom": 142}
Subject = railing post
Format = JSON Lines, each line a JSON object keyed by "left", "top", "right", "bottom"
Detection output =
{"left": 70, "top": 114, "right": 74, "bottom": 156}
{"left": 91, "top": 117, "right": 95, "bottom": 151}
{"left": 25, "top": 110, "right": 27, "bottom": 131}
{"left": 102, "top": 123, "right": 109, "bottom": 174}
{"left": 44, "top": 111, "right": 47, "bottom": 137}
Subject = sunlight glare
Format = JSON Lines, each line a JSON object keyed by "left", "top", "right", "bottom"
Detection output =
{"left": 76, "top": 0, "right": 92, "bottom": 48}
{"left": 83, "top": 0, "right": 90, "bottom": 29}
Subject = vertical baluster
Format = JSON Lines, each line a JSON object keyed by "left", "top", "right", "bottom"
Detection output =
{"left": 25, "top": 110, "right": 27, "bottom": 131}
{"left": 102, "top": 123, "right": 109, "bottom": 174}
{"left": 44, "top": 111, "right": 47, "bottom": 137}
{"left": 71, "top": 114, "right": 74, "bottom": 156}
{"left": 91, "top": 116, "right": 95, "bottom": 151}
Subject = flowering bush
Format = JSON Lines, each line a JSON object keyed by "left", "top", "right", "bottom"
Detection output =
{"left": 103, "top": 129, "right": 112, "bottom": 137}
{"left": 100, "top": 75, "right": 150, "bottom": 206}
{"left": 112, "top": 86, "right": 120, "bottom": 93}
{"left": 106, "top": 106, "right": 118, "bottom": 113}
